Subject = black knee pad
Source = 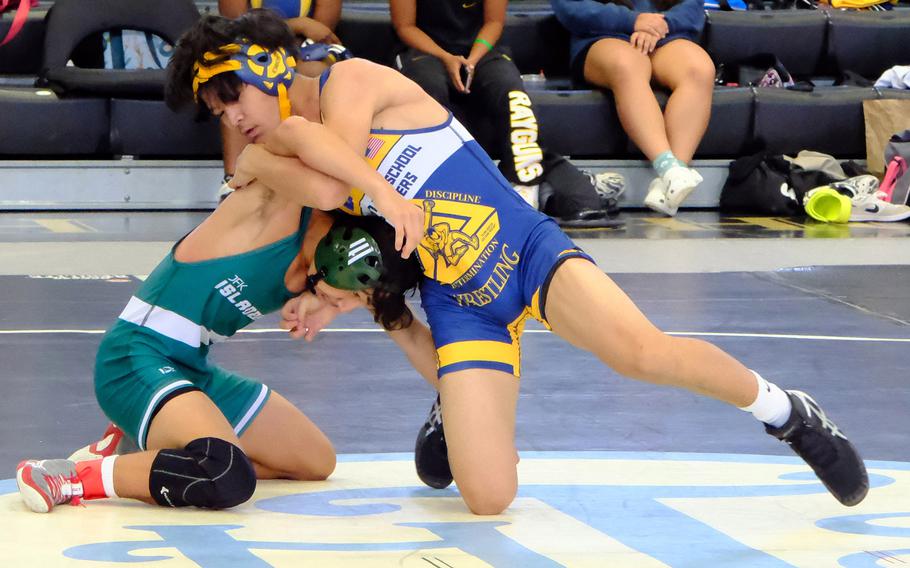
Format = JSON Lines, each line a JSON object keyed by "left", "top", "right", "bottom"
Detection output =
{"left": 149, "top": 437, "right": 256, "bottom": 509}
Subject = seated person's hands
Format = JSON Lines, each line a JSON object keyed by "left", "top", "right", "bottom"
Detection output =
{"left": 634, "top": 13, "right": 668, "bottom": 38}
{"left": 442, "top": 53, "right": 472, "bottom": 93}
{"left": 630, "top": 30, "right": 660, "bottom": 55}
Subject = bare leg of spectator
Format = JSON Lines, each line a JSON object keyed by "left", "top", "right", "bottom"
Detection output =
{"left": 584, "top": 38, "right": 669, "bottom": 162}
{"left": 650, "top": 39, "right": 715, "bottom": 163}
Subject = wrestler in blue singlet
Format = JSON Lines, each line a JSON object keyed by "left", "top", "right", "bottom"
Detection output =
{"left": 320, "top": 70, "right": 595, "bottom": 378}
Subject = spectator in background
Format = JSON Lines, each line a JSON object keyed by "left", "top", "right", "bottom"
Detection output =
{"left": 217, "top": 1, "right": 349, "bottom": 200}
{"left": 551, "top": 0, "right": 714, "bottom": 217}
{"left": 219, "top": 0, "right": 346, "bottom": 75}
{"left": 390, "top": 0, "right": 623, "bottom": 224}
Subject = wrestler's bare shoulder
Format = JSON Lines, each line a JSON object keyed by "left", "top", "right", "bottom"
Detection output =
{"left": 327, "top": 59, "right": 429, "bottom": 102}
{"left": 325, "top": 59, "right": 448, "bottom": 129}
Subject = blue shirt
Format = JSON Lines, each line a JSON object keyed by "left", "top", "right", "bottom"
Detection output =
{"left": 251, "top": 0, "right": 314, "bottom": 19}
{"left": 550, "top": 0, "right": 705, "bottom": 65}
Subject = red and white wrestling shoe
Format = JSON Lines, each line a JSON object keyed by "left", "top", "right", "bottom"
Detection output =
{"left": 68, "top": 422, "right": 133, "bottom": 462}
{"left": 16, "top": 459, "right": 83, "bottom": 513}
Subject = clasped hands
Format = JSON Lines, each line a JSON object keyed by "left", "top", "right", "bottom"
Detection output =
{"left": 443, "top": 53, "right": 474, "bottom": 94}
{"left": 631, "top": 13, "right": 669, "bottom": 55}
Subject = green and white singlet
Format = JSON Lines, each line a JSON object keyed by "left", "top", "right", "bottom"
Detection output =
{"left": 94, "top": 209, "right": 311, "bottom": 449}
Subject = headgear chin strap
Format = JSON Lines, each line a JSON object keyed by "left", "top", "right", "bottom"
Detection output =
{"left": 192, "top": 42, "right": 297, "bottom": 120}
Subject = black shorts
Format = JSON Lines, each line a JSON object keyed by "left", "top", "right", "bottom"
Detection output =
{"left": 572, "top": 41, "right": 596, "bottom": 88}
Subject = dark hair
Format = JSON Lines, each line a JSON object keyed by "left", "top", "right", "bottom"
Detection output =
{"left": 329, "top": 214, "right": 423, "bottom": 332}
{"left": 598, "top": 0, "right": 680, "bottom": 11}
{"left": 165, "top": 10, "right": 299, "bottom": 115}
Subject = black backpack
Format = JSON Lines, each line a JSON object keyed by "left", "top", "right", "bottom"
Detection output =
{"left": 720, "top": 152, "right": 837, "bottom": 215}
{"left": 720, "top": 153, "right": 797, "bottom": 215}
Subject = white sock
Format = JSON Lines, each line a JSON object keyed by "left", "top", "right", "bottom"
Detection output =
{"left": 739, "top": 370, "right": 792, "bottom": 428}
{"left": 101, "top": 455, "right": 119, "bottom": 498}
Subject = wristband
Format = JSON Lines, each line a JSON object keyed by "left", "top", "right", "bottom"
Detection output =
{"left": 474, "top": 38, "right": 493, "bottom": 51}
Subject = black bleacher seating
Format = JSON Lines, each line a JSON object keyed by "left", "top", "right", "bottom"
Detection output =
{"left": 0, "top": 88, "right": 108, "bottom": 155}
{"left": 336, "top": 10, "right": 571, "bottom": 76}
{"left": 2, "top": 7, "right": 910, "bottom": 159}
{"left": 497, "top": 13, "right": 571, "bottom": 77}
{"left": 696, "top": 87, "right": 756, "bottom": 158}
{"left": 828, "top": 11, "right": 910, "bottom": 79}
{"left": 704, "top": 11, "right": 828, "bottom": 79}
{"left": 876, "top": 87, "right": 910, "bottom": 100}
{"left": 335, "top": 9, "right": 400, "bottom": 67}
{"left": 0, "top": 10, "right": 46, "bottom": 75}
{"left": 532, "top": 90, "right": 626, "bottom": 158}
{"left": 754, "top": 86, "right": 877, "bottom": 157}
{"left": 38, "top": 0, "right": 199, "bottom": 97}
{"left": 615, "top": 87, "right": 755, "bottom": 158}
{"left": 110, "top": 100, "right": 221, "bottom": 157}
{"left": 44, "top": 69, "right": 173, "bottom": 99}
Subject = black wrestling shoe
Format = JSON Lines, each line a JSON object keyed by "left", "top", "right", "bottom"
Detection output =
{"left": 765, "top": 390, "right": 869, "bottom": 506}
{"left": 415, "top": 395, "right": 453, "bottom": 489}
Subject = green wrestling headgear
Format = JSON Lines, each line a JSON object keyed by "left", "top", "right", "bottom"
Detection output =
{"left": 314, "top": 225, "right": 384, "bottom": 291}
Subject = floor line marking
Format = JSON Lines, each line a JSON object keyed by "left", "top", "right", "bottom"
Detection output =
{"left": 665, "top": 331, "right": 910, "bottom": 342}
{"left": 32, "top": 219, "right": 96, "bottom": 234}
{"left": 759, "top": 272, "right": 910, "bottom": 327}
{"left": 0, "top": 329, "right": 909, "bottom": 343}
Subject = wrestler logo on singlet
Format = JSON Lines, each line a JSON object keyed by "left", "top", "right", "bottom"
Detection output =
{"left": 452, "top": 243, "right": 521, "bottom": 308}
{"left": 415, "top": 195, "right": 500, "bottom": 285}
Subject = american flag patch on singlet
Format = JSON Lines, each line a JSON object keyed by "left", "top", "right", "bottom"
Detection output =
{"left": 365, "top": 137, "right": 384, "bottom": 159}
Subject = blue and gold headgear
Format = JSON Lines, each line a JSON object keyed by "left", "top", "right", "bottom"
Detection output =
{"left": 192, "top": 42, "right": 297, "bottom": 120}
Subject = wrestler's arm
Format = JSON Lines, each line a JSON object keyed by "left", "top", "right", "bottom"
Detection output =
{"left": 385, "top": 317, "right": 439, "bottom": 389}
{"left": 242, "top": 118, "right": 393, "bottom": 210}
{"left": 240, "top": 59, "right": 387, "bottom": 202}
{"left": 238, "top": 119, "right": 423, "bottom": 254}
{"left": 234, "top": 146, "right": 350, "bottom": 210}
{"left": 281, "top": 288, "right": 438, "bottom": 388}
{"left": 317, "top": 59, "right": 387, "bottom": 179}
{"left": 236, "top": 61, "right": 423, "bottom": 254}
